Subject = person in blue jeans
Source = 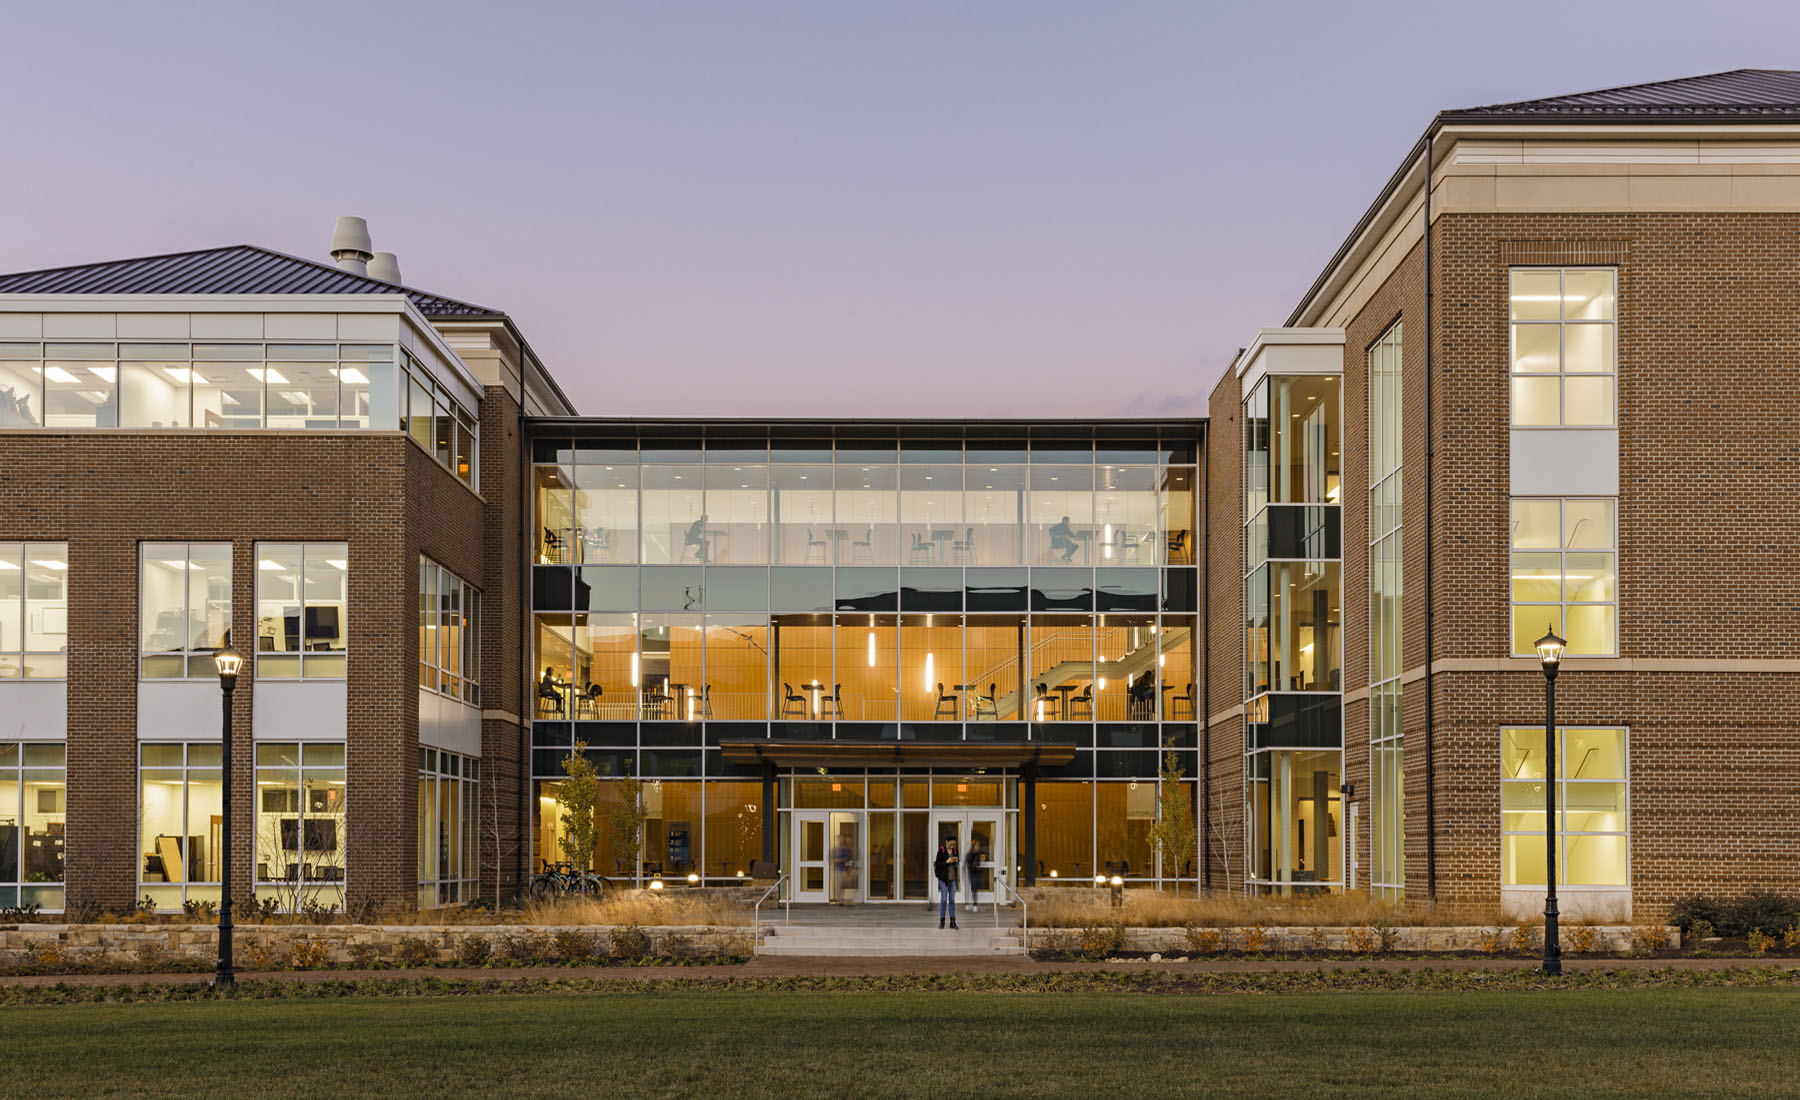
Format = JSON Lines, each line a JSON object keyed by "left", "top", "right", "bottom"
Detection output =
{"left": 934, "top": 838, "right": 959, "bottom": 929}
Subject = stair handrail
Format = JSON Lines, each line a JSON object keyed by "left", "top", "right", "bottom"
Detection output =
{"left": 995, "top": 870, "right": 1028, "bottom": 954}
{"left": 752, "top": 872, "right": 790, "bottom": 956}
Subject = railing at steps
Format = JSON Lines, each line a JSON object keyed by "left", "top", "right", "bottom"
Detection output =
{"left": 752, "top": 873, "right": 789, "bottom": 956}
{"left": 995, "top": 871, "right": 1028, "bottom": 954}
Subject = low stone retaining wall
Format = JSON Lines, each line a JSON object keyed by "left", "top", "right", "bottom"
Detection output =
{"left": 0, "top": 923, "right": 753, "bottom": 967}
{"left": 1035, "top": 924, "right": 1674, "bottom": 954}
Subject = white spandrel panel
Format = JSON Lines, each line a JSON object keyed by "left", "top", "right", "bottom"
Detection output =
{"left": 252, "top": 680, "right": 347, "bottom": 741}
{"left": 0, "top": 682, "right": 66, "bottom": 740}
{"left": 137, "top": 681, "right": 217, "bottom": 741}
{"left": 1510, "top": 429, "right": 1619, "bottom": 497}
{"left": 419, "top": 688, "right": 482, "bottom": 757}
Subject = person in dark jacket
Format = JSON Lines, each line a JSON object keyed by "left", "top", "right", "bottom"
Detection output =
{"left": 933, "top": 838, "right": 959, "bottom": 929}
{"left": 964, "top": 837, "right": 984, "bottom": 912}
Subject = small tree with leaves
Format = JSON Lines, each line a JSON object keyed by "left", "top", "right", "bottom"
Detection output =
{"left": 557, "top": 740, "right": 601, "bottom": 874}
{"left": 605, "top": 762, "right": 649, "bottom": 885}
{"left": 1149, "top": 742, "right": 1198, "bottom": 896}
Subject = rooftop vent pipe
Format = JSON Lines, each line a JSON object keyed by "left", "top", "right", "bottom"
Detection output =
{"left": 329, "top": 216, "right": 373, "bottom": 276}
{"left": 367, "top": 251, "right": 402, "bottom": 284}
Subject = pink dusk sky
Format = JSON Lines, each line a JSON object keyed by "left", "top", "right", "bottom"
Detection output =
{"left": 3, "top": 2, "right": 1793, "bottom": 418}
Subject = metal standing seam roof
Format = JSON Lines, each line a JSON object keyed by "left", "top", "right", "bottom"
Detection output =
{"left": 1439, "top": 68, "right": 1800, "bottom": 122}
{"left": 0, "top": 243, "right": 503, "bottom": 318}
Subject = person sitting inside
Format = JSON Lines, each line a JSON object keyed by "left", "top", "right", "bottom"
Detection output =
{"left": 537, "top": 665, "right": 564, "bottom": 715}
{"left": 684, "top": 513, "right": 711, "bottom": 563}
{"left": 1048, "top": 515, "right": 1078, "bottom": 562}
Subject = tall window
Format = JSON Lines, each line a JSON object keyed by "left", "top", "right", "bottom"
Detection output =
{"left": 0, "top": 742, "right": 65, "bottom": 910}
{"left": 1368, "top": 322, "right": 1403, "bottom": 899}
{"left": 1509, "top": 268, "right": 1616, "bottom": 427}
{"left": 403, "top": 351, "right": 478, "bottom": 488}
{"left": 419, "top": 748, "right": 479, "bottom": 907}
{"left": 420, "top": 559, "right": 480, "bottom": 705}
{"left": 1509, "top": 498, "right": 1616, "bottom": 657}
{"left": 254, "top": 742, "right": 347, "bottom": 911}
{"left": 138, "top": 743, "right": 222, "bottom": 910}
{"left": 1501, "top": 726, "right": 1628, "bottom": 888}
{"left": 140, "top": 543, "right": 231, "bottom": 679}
{"left": 0, "top": 542, "right": 68, "bottom": 680}
{"left": 255, "top": 543, "right": 348, "bottom": 678}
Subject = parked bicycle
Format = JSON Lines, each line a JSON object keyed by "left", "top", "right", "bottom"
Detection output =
{"left": 528, "top": 859, "right": 607, "bottom": 899}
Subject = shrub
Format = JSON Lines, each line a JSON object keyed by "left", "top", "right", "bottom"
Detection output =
{"left": 134, "top": 941, "right": 167, "bottom": 968}
{"left": 395, "top": 936, "right": 437, "bottom": 967}
{"left": 1689, "top": 919, "right": 1716, "bottom": 942}
{"left": 288, "top": 938, "right": 329, "bottom": 970}
{"left": 241, "top": 940, "right": 284, "bottom": 970}
{"left": 1374, "top": 920, "right": 1399, "bottom": 953}
{"left": 1345, "top": 926, "right": 1378, "bottom": 954}
{"left": 1, "top": 902, "right": 41, "bottom": 923}
{"left": 609, "top": 925, "right": 652, "bottom": 961}
{"left": 1239, "top": 924, "right": 1269, "bottom": 953}
{"left": 502, "top": 932, "right": 551, "bottom": 964}
{"left": 1665, "top": 894, "right": 1723, "bottom": 934}
{"left": 1510, "top": 922, "right": 1536, "bottom": 954}
{"left": 1783, "top": 923, "right": 1800, "bottom": 952}
{"left": 180, "top": 899, "right": 216, "bottom": 920}
{"left": 1747, "top": 929, "right": 1775, "bottom": 956}
{"left": 1630, "top": 925, "right": 1670, "bottom": 955}
{"left": 1567, "top": 924, "right": 1599, "bottom": 954}
{"left": 348, "top": 942, "right": 380, "bottom": 970}
{"left": 1075, "top": 923, "right": 1121, "bottom": 960}
{"left": 1724, "top": 891, "right": 1800, "bottom": 939}
{"left": 456, "top": 936, "right": 493, "bottom": 966}
{"left": 1477, "top": 928, "right": 1506, "bottom": 955}
{"left": 1184, "top": 926, "right": 1225, "bottom": 954}
{"left": 552, "top": 930, "right": 598, "bottom": 964}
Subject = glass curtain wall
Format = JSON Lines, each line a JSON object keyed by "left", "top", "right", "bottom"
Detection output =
{"left": 1368, "top": 323, "right": 1404, "bottom": 900}
{"left": 418, "top": 748, "right": 479, "bottom": 907}
{"left": 528, "top": 431, "right": 1202, "bottom": 891}
{"left": 1244, "top": 375, "right": 1345, "bottom": 894}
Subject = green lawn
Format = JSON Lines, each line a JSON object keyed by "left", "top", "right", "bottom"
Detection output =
{"left": 5, "top": 986, "right": 1798, "bottom": 1098}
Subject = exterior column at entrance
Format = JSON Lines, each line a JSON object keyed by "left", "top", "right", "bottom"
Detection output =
{"left": 760, "top": 762, "right": 776, "bottom": 866}
{"left": 1021, "top": 765, "right": 1037, "bottom": 886}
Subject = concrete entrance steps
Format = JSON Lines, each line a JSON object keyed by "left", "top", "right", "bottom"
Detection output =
{"left": 757, "top": 907, "right": 1026, "bottom": 956}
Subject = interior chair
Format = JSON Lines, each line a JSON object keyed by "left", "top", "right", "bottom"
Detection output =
{"left": 951, "top": 526, "right": 975, "bottom": 564}
{"left": 1070, "top": 684, "right": 1093, "bottom": 720}
{"left": 805, "top": 526, "right": 827, "bottom": 564}
{"left": 542, "top": 527, "right": 567, "bottom": 563}
{"left": 1034, "top": 682, "right": 1058, "bottom": 720}
{"left": 581, "top": 682, "right": 604, "bottom": 718}
{"left": 1121, "top": 527, "right": 1143, "bottom": 564}
{"left": 934, "top": 682, "right": 958, "bottom": 720}
{"left": 1172, "top": 684, "right": 1194, "bottom": 720}
{"left": 909, "top": 531, "right": 934, "bottom": 563}
{"left": 851, "top": 526, "right": 874, "bottom": 562}
{"left": 537, "top": 677, "right": 565, "bottom": 716}
{"left": 700, "top": 683, "right": 714, "bottom": 719}
{"left": 971, "top": 683, "right": 998, "bottom": 720}
{"left": 820, "top": 683, "right": 842, "bottom": 719}
{"left": 1166, "top": 529, "right": 1190, "bottom": 564}
{"left": 781, "top": 681, "right": 808, "bottom": 718}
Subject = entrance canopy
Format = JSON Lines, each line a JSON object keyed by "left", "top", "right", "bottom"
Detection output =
{"left": 719, "top": 740, "right": 1076, "bottom": 770}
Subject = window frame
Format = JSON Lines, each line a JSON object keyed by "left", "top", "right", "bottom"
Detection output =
{"left": 136, "top": 741, "right": 223, "bottom": 910}
{"left": 1508, "top": 266, "right": 1617, "bottom": 428}
{"left": 0, "top": 741, "right": 66, "bottom": 910}
{"left": 418, "top": 747, "right": 480, "bottom": 907}
{"left": 420, "top": 557, "right": 481, "bottom": 705}
{"left": 138, "top": 542, "right": 232, "bottom": 681}
{"left": 1499, "top": 725, "right": 1630, "bottom": 889}
{"left": 1509, "top": 496, "right": 1618, "bottom": 658}
{"left": 0, "top": 542, "right": 69, "bottom": 680}
{"left": 254, "top": 542, "right": 349, "bottom": 680}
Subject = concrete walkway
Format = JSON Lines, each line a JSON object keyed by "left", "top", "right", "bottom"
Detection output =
{"left": 5, "top": 954, "right": 1795, "bottom": 988}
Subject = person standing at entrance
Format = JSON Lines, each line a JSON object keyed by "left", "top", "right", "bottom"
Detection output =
{"left": 934, "top": 839, "right": 959, "bottom": 929}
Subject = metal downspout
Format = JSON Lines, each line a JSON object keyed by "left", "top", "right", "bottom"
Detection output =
{"left": 1422, "top": 134, "right": 1438, "bottom": 903}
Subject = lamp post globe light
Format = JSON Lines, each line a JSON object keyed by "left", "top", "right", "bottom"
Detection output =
{"left": 1534, "top": 626, "right": 1566, "bottom": 977}
{"left": 213, "top": 646, "right": 243, "bottom": 989}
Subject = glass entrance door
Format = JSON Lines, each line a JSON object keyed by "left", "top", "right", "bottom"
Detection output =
{"left": 929, "top": 810, "right": 1003, "bottom": 906}
{"left": 794, "top": 810, "right": 863, "bottom": 903}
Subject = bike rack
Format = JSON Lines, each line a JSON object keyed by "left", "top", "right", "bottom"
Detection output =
{"left": 751, "top": 873, "right": 789, "bottom": 956}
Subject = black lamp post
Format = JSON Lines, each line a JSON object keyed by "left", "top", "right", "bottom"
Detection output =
{"left": 1534, "top": 626, "right": 1566, "bottom": 977}
{"left": 213, "top": 646, "right": 243, "bottom": 989}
